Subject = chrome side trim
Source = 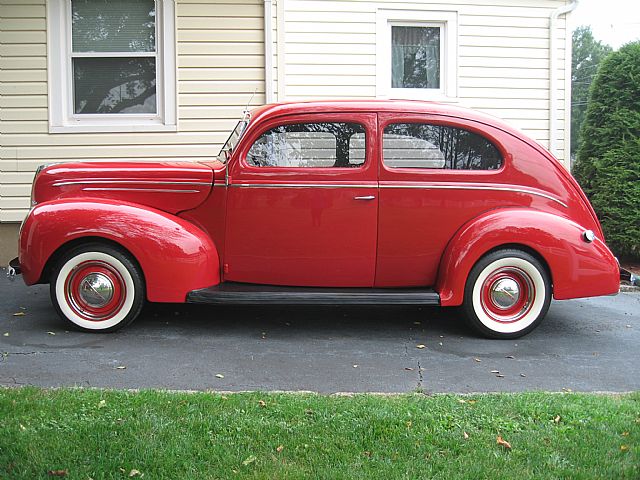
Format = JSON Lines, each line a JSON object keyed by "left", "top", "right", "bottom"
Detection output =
{"left": 83, "top": 187, "right": 200, "bottom": 193}
{"left": 229, "top": 183, "right": 374, "bottom": 189}
{"left": 53, "top": 180, "right": 211, "bottom": 187}
{"left": 227, "top": 182, "right": 568, "bottom": 207}
{"left": 379, "top": 183, "right": 568, "bottom": 208}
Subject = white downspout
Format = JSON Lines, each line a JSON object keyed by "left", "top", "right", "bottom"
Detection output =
{"left": 549, "top": 0, "right": 578, "bottom": 157}
{"left": 264, "top": 0, "right": 274, "bottom": 103}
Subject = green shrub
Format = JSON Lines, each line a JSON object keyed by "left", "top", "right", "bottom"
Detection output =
{"left": 573, "top": 42, "right": 640, "bottom": 258}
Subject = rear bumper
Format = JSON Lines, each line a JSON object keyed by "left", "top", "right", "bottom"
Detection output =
{"left": 7, "top": 257, "right": 21, "bottom": 277}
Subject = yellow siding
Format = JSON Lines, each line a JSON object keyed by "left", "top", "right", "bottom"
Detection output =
{"left": 0, "top": 0, "right": 270, "bottom": 221}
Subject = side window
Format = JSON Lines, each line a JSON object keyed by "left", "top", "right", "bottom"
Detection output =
{"left": 383, "top": 123, "right": 503, "bottom": 170}
{"left": 247, "top": 123, "right": 366, "bottom": 168}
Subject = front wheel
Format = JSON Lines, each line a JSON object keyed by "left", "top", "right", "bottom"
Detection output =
{"left": 50, "top": 243, "right": 145, "bottom": 332}
{"left": 462, "top": 249, "right": 551, "bottom": 339}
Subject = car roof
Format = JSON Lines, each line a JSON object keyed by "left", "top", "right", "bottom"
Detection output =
{"left": 247, "top": 99, "right": 562, "bottom": 165}
{"left": 250, "top": 99, "right": 520, "bottom": 137}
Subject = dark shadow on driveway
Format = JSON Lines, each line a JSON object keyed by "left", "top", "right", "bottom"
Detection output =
{"left": 1, "top": 273, "right": 638, "bottom": 393}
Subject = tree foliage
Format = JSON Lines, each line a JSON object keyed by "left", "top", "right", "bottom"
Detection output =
{"left": 573, "top": 42, "right": 640, "bottom": 258}
{"left": 571, "top": 26, "right": 612, "bottom": 157}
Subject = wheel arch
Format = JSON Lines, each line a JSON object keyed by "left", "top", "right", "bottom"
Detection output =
{"left": 436, "top": 208, "right": 619, "bottom": 306}
{"left": 40, "top": 236, "right": 146, "bottom": 290}
{"left": 19, "top": 199, "right": 221, "bottom": 302}
{"left": 482, "top": 243, "right": 553, "bottom": 287}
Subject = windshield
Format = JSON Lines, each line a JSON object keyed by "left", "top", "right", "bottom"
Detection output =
{"left": 218, "top": 120, "right": 249, "bottom": 163}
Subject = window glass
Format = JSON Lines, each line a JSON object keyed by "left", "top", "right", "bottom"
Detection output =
{"left": 383, "top": 123, "right": 502, "bottom": 170}
{"left": 247, "top": 123, "right": 366, "bottom": 168}
{"left": 74, "top": 58, "right": 156, "bottom": 114}
{"left": 71, "top": 0, "right": 157, "bottom": 114}
{"left": 392, "top": 26, "right": 440, "bottom": 89}
{"left": 72, "top": 0, "right": 155, "bottom": 52}
{"left": 348, "top": 132, "right": 366, "bottom": 165}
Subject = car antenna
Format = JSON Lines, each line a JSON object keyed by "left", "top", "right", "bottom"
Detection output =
{"left": 242, "top": 88, "right": 257, "bottom": 121}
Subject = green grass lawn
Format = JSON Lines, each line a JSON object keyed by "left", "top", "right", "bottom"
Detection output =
{"left": 0, "top": 388, "right": 638, "bottom": 479}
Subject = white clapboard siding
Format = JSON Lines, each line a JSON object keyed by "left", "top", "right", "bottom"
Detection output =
{"left": 281, "top": 0, "right": 570, "bottom": 166}
{"left": 0, "top": 0, "right": 274, "bottom": 221}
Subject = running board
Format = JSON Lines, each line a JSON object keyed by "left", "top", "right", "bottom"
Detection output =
{"left": 187, "top": 283, "right": 440, "bottom": 306}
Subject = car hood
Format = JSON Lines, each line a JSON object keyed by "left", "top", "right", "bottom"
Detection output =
{"left": 32, "top": 161, "right": 215, "bottom": 215}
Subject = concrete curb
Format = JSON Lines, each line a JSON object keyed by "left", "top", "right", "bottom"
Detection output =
{"left": 620, "top": 284, "right": 640, "bottom": 293}
{"left": 0, "top": 385, "right": 637, "bottom": 396}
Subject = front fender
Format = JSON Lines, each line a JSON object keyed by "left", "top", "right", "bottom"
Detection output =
{"left": 436, "top": 208, "right": 619, "bottom": 306}
{"left": 19, "top": 199, "right": 220, "bottom": 302}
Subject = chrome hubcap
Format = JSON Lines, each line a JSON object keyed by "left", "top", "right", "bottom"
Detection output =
{"left": 490, "top": 278, "right": 520, "bottom": 309}
{"left": 79, "top": 273, "right": 114, "bottom": 308}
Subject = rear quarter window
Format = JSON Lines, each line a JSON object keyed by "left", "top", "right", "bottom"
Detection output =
{"left": 383, "top": 123, "right": 503, "bottom": 170}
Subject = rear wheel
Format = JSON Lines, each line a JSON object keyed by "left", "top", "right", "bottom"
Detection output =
{"left": 50, "top": 243, "right": 144, "bottom": 332}
{"left": 462, "top": 249, "right": 551, "bottom": 339}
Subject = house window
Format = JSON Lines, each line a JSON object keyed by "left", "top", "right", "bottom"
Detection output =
{"left": 392, "top": 26, "right": 440, "bottom": 89}
{"left": 377, "top": 10, "right": 457, "bottom": 100}
{"left": 48, "top": 0, "right": 176, "bottom": 133}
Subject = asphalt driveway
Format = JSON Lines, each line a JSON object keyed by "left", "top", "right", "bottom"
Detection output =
{"left": 1, "top": 269, "right": 638, "bottom": 393}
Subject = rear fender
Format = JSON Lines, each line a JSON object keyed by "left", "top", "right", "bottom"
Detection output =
{"left": 436, "top": 208, "right": 619, "bottom": 306}
{"left": 19, "top": 199, "right": 220, "bottom": 302}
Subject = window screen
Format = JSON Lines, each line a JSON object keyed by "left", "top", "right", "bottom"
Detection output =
{"left": 72, "top": 0, "right": 157, "bottom": 114}
{"left": 383, "top": 123, "right": 503, "bottom": 170}
{"left": 247, "top": 123, "right": 366, "bottom": 168}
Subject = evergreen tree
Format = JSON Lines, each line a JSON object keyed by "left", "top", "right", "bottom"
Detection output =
{"left": 571, "top": 26, "right": 612, "bottom": 158}
{"left": 573, "top": 42, "right": 640, "bottom": 258}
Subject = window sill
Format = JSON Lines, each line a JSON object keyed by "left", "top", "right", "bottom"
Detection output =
{"left": 384, "top": 89, "right": 458, "bottom": 102}
{"left": 49, "top": 122, "right": 178, "bottom": 134}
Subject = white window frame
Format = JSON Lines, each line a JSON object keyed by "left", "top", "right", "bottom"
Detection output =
{"left": 376, "top": 9, "right": 458, "bottom": 100}
{"left": 47, "top": 0, "right": 177, "bottom": 133}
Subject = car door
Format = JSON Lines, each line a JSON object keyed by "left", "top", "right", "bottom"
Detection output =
{"left": 224, "top": 113, "right": 378, "bottom": 287}
{"left": 375, "top": 112, "right": 506, "bottom": 287}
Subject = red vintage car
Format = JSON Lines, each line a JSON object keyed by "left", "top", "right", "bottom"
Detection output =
{"left": 10, "top": 100, "right": 621, "bottom": 338}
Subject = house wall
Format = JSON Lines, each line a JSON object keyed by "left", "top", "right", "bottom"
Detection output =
{"left": 0, "top": 0, "right": 571, "bottom": 264}
{"left": 278, "top": 0, "right": 570, "bottom": 164}
{"left": 0, "top": 0, "right": 273, "bottom": 224}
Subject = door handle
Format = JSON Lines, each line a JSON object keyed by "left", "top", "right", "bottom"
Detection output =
{"left": 354, "top": 195, "right": 376, "bottom": 201}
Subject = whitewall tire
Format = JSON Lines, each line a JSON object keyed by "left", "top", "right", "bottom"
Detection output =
{"left": 50, "top": 243, "right": 145, "bottom": 332}
{"left": 462, "top": 249, "right": 551, "bottom": 339}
